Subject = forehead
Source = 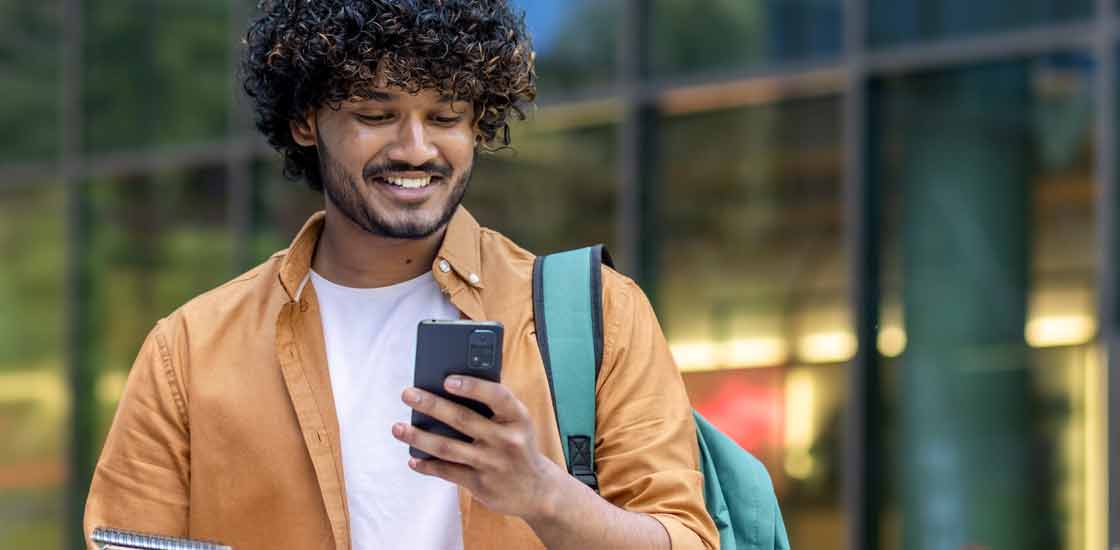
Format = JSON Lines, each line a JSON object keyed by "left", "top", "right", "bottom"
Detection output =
{"left": 347, "top": 86, "right": 467, "bottom": 107}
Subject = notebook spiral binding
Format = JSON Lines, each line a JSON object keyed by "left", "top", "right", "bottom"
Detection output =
{"left": 91, "top": 527, "right": 232, "bottom": 550}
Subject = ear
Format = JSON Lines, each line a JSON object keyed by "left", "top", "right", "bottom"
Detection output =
{"left": 290, "top": 110, "right": 318, "bottom": 147}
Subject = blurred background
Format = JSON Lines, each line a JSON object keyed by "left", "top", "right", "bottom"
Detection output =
{"left": 0, "top": 0, "right": 1115, "bottom": 548}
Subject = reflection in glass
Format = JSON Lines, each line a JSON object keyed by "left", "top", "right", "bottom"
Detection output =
{"left": 467, "top": 107, "right": 617, "bottom": 253}
{"left": 868, "top": 0, "right": 1091, "bottom": 47}
{"left": 248, "top": 107, "right": 619, "bottom": 263}
{"left": 0, "top": 1, "right": 60, "bottom": 163}
{"left": 652, "top": 0, "right": 842, "bottom": 77}
{"left": 82, "top": 167, "right": 234, "bottom": 445}
{"left": 82, "top": 0, "right": 231, "bottom": 154}
{"left": 0, "top": 185, "right": 66, "bottom": 548}
{"left": 684, "top": 362, "right": 847, "bottom": 550}
{"left": 659, "top": 96, "right": 848, "bottom": 547}
{"left": 250, "top": 159, "right": 323, "bottom": 263}
{"left": 513, "top": 0, "right": 618, "bottom": 97}
{"left": 873, "top": 54, "right": 1097, "bottom": 549}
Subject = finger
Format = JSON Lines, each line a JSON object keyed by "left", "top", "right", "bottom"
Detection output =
{"left": 409, "top": 457, "right": 476, "bottom": 490}
{"left": 392, "top": 422, "right": 483, "bottom": 466}
{"left": 402, "top": 387, "right": 489, "bottom": 438}
{"left": 444, "top": 376, "right": 527, "bottom": 422}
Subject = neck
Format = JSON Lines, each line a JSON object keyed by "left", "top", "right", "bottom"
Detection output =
{"left": 311, "top": 200, "right": 446, "bottom": 288}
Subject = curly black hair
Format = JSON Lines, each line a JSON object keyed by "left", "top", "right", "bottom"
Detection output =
{"left": 241, "top": 0, "right": 536, "bottom": 191}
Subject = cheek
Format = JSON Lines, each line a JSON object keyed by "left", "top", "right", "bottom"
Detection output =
{"left": 347, "top": 128, "right": 394, "bottom": 161}
{"left": 325, "top": 121, "right": 387, "bottom": 165}
{"left": 443, "top": 130, "right": 478, "bottom": 169}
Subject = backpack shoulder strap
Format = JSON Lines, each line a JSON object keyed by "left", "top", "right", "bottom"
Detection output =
{"left": 532, "top": 245, "right": 613, "bottom": 491}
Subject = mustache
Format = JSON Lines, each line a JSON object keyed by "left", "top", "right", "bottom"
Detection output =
{"left": 363, "top": 160, "right": 452, "bottom": 180}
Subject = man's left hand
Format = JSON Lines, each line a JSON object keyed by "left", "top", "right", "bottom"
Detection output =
{"left": 392, "top": 376, "right": 566, "bottom": 521}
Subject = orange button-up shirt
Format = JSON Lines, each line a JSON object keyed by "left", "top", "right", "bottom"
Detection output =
{"left": 84, "top": 208, "right": 718, "bottom": 550}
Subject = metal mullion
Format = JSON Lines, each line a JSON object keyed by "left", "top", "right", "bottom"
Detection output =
{"left": 61, "top": 0, "right": 93, "bottom": 547}
{"left": 10, "top": 20, "right": 1120, "bottom": 190}
{"left": 844, "top": 0, "right": 880, "bottom": 550}
{"left": 0, "top": 139, "right": 275, "bottom": 191}
{"left": 866, "top": 20, "right": 1101, "bottom": 75}
{"left": 227, "top": 0, "right": 253, "bottom": 273}
{"left": 85, "top": 141, "right": 240, "bottom": 180}
{"left": 0, "top": 161, "right": 57, "bottom": 187}
{"left": 644, "top": 56, "right": 848, "bottom": 100}
{"left": 657, "top": 66, "right": 848, "bottom": 115}
{"left": 617, "top": 0, "right": 658, "bottom": 291}
{"left": 1095, "top": 1, "right": 1119, "bottom": 548}
{"left": 547, "top": 20, "right": 1120, "bottom": 110}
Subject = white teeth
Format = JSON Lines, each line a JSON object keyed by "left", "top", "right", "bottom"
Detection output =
{"left": 385, "top": 176, "right": 432, "bottom": 189}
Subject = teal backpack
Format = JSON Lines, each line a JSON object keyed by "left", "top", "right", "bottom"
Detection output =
{"left": 532, "top": 246, "right": 791, "bottom": 550}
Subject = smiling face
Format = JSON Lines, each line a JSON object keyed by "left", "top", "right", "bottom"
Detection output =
{"left": 291, "top": 87, "right": 479, "bottom": 239}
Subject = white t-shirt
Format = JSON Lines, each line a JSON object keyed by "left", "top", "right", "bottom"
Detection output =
{"left": 311, "top": 270, "right": 464, "bottom": 550}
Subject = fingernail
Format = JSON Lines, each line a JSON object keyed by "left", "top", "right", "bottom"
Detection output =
{"left": 392, "top": 423, "right": 404, "bottom": 437}
{"left": 408, "top": 458, "right": 419, "bottom": 469}
{"left": 403, "top": 388, "right": 421, "bottom": 404}
{"left": 445, "top": 376, "right": 462, "bottom": 390}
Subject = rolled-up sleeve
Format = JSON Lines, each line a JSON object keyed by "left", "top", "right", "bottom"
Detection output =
{"left": 84, "top": 319, "right": 191, "bottom": 549}
{"left": 595, "top": 272, "right": 718, "bottom": 550}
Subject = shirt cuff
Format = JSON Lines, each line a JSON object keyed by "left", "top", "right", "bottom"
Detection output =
{"left": 649, "top": 513, "right": 714, "bottom": 550}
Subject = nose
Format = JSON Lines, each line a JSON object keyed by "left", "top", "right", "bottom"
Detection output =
{"left": 387, "top": 115, "right": 439, "bottom": 168}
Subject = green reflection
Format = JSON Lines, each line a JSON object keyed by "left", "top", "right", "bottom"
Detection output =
{"left": 82, "top": 0, "right": 230, "bottom": 154}
{"left": 0, "top": 185, "right": 66, "bottom": 548}
{"left": 467, "top": 116, "right": 617, "bottom": 253}
{"left": 874, "top": 55, "right": 1095, "bottom": 549}
{"left": 658, "top": 98, "right": 846, "bottom": 343}
{"left": 652, "top": 0, "right": 841, "bottom": 77}
{"left": 517, "top": 0, "right": 618, "bottom": 97}
{"left": 83, "top": 170, "right": 234, "bottom": 376}
{"left": 0, "top": 1, "right": 60, "bottom": 163}
{"left": 659, "top": 97, "right": 848, "bottom": 547}
{"left": 249, "top": 159, "right": 323, "bottom": 264}
{"left": 869, "top": 0, "right": 1091, "bottom": 47}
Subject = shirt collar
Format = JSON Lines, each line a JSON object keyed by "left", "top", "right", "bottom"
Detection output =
{"left": 277, "top": 207, "right": 484, "bottom": 303}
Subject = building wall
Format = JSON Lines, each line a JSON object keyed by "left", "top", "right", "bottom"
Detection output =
{"left": 0, "top": 1, "right": 1111, "bottom": 548}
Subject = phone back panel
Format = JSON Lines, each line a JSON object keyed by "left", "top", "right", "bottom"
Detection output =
{"left": 411, "top": 320, "right": 503, "bottom": 459}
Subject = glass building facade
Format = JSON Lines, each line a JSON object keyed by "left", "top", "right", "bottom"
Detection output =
{"left": 0, "top": 1, "right": 1114, "bottom": 548}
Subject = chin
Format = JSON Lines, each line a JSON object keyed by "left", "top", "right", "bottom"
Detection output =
{"left": 354, "top": 204, "right": 452, "bottom": 240}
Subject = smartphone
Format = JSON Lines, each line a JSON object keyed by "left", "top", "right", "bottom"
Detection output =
{"left": 410, "top": 319, "right": 504, "bottom": 460}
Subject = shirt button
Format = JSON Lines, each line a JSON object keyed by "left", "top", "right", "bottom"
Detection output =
{"left": 468, "top": 273, "right": 481, "bottom": 285}
{"left": 438, "top": 260, "right": 452, "bottom": 273}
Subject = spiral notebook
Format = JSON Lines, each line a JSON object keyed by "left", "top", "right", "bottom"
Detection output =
{"left": 91, "top": 527, "right": 233, "bottom": 550}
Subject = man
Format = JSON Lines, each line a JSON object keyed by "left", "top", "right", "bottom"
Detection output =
{"left": 85, "top": 1, "right": 717, "bottom": 549}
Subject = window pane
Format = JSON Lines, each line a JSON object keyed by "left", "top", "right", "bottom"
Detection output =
{"left": 468, "top": 106, "right": 618, "bottom": 253}
{"left": 0, "top": 184, "right": 66, "bottom": 548}
{"left": 869, "top": 0, "right": 1091, "bottom": 47}
{"left": 0, "top": 1, "right": 60, "bottom": 163}
{"left": 82, "top": 0, "right": 231, "bottom": 154}
{"left": 653, "top": 0, "right": 842, "bottom": 77}
{"left": 250, "top": 159, "right": 323, "bottom": 262}
{"left": 873, "top": 54, "right": 1096, "bottom": 549}
{"left": 83, "top": 167, "right": 235, "bottom": 445}
{"left": 249, "top": 106, "right": 619, "bottom": 263}
{"left": 659, "top": 97, "right": 848, "bottom": 546}
{"left": 514, "top": 0, "right": 618, "bottom": 98}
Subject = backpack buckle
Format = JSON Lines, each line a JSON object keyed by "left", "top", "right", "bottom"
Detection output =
{"left": 567, "top": 435, "right": 599, "bottom": 492}
{"left": 574, "top": 471, "right": 600, "bottom": 493}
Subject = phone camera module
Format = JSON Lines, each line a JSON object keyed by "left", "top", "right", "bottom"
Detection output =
{"left": 468, "top": 330, "right": 497, "bottom": 369}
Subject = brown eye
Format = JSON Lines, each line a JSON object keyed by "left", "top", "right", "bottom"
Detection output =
{"left": 357, "top": 113, "right": 393, "bottom": 123}
{"left": 433, "top": 115, "right": 463, "bottom": 125}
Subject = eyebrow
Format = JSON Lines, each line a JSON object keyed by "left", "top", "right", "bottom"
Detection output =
{"left": 361, "top": 90, "right": 462, "bottom": 104}
{"left": 364, "top": 90, "right": 397, "bottom": 102}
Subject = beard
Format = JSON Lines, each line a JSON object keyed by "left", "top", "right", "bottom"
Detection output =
{"left": 316, "top": 135, "right": 472, "bottom": 240}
